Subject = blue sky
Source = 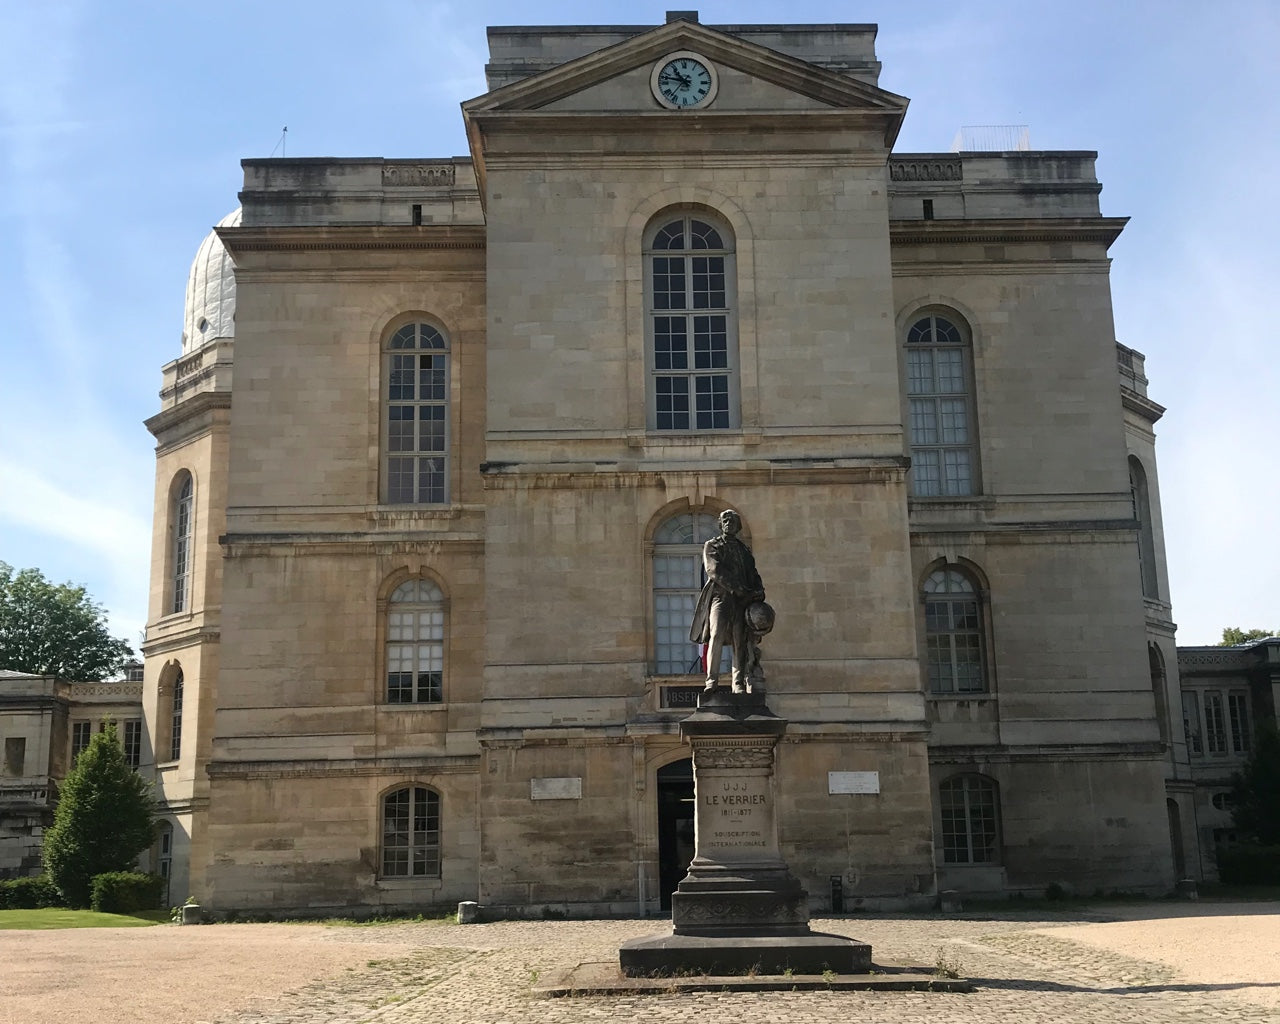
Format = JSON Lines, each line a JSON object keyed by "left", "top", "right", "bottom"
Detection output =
{"left": 1, "top": 1, "right": 1276, "bottom": 651}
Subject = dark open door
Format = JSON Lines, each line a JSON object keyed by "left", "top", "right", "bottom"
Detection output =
{"left": 657, "top": 758, "right": 695, "bottom": 911}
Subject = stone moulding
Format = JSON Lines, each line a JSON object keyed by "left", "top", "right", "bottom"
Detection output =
{"left": 889, "top": 158, "right": 962, "bottom": 182}
{"left": 382, "top": 162, "right": 457, "bottom": 187}
{"left": 206, "top": 755, "right": 480, "bottom": 779}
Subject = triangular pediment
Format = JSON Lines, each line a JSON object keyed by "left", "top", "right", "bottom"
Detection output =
{"left": 463, "top": 20, "right": 908, "bottom": 120}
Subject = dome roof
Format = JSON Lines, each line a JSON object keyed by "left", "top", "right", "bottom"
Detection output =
{"left": 181, "top": 207, "right": 240, "bottom": 354}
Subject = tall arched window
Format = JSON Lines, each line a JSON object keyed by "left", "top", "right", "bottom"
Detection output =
{"left": 169, "top": 669, "right": 184, "bottom": 761}
{"left": 923, "top": 567, "right": 987, "bottom": 694}
{"left": 1129, "top": 455, "right": 1158, "bottom": 598}
{"left": 387, "top": 579, "right": 445, "bottom": 703}
{"left": 385, "top": 321, "right": 449, "bottom": 504}
{"left": 646, "top": 213, "right": 738, "bottom": 430}
{"left": 652, "top": 512, "right": 732, "bottom": 675}
{"left": 905, "top": 313, "right": 977, "bottom": 496}
{"left": 171, "top": 474, "right": 193, "bottom": 614}
{"left": 381, "top": 786, "right": 440, "bottom": 878}
{"left": 939, "top": 774, "right": 1000, "bottom": 864}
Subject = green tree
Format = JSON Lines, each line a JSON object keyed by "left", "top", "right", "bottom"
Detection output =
{"left": 1218, "top": 627, "right": 1278, "bottom": 646}
{"left": 1229, "top": 725, "right": 1280, "bottom": 846}
{"left": 43, "top": 722, "right": 156, "bottom": 908}
{"left": 0, "top": 562, "right": 132, "bottom": 680}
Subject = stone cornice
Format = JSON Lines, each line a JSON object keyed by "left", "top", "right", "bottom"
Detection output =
{"left": 890, "top": 216, "right": 1128, "bottom": 248}
{"left": 928, "top": 741, "right": 1165, "bottom": 763}
{"left": 206, "top": 755, "right": 480, "bottom": 779}
{"left": 1121, "top": 387, "right": 1166, "bottom": 423}
{"left": 222, "top": 534, "right": 485, "bottom": 557}
{"left": 140, "top": 629, "right": 220, "bottom": 658}
{"left": 217, "top": 225, "right": 486, "bottom": 255}
{"left": 478, "top": 460, "right": 909, "bottom": 489}
{"left": 144, "top": 390, "right": 231, "bottom": 440}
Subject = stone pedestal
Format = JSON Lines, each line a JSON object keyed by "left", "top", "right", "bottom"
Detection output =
{"left": 620, "top": 691, "right": 871, "bottom": 976}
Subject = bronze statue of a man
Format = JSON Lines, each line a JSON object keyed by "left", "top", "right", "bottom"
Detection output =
{"left": 689, "top": 509, "right": 767, "bottom": 693}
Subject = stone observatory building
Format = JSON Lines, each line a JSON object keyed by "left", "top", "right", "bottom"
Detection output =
{"left": 141, "top": 14, "right": 1189, "bottom": 915}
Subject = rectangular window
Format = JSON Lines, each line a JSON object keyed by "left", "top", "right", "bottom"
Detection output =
{"left": 71, "top": 721, "right": 92, "bottom": 762}
{"left": 1204, "top": 691, "right": 1227, "bottom": 755}
{"left": 3, "top": 737, "right": 25, "bottom": 776}
{"left": 122, "top": 720, "right": 142, "bottom": 769}
{"left": 1228, "top": 691, "right": 1251, "bottom": 754}
{"left": 940, "top": 779, "right": 998, "bottom": 863}
{"left": 1181, "top": 691, "right": 1202, "bottom": 755}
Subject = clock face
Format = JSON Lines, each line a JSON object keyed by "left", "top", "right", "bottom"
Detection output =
{"left": 651, "top": 52, "right": 717, "bottom": 109}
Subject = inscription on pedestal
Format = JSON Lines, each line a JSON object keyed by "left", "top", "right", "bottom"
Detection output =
{"left": 700, "top": 777, "right": 770, "bottom": 853}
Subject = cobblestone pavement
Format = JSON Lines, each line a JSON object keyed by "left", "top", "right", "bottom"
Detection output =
{"left": 215, "top": 908, "right": 1279, "bottom": 1024}
{"left": 5, "top": 906, "right": 1278, "bottom": 1024}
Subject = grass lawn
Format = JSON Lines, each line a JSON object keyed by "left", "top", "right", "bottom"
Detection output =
{"left": 0, "top": 908, "right": 167, "bottom": 930}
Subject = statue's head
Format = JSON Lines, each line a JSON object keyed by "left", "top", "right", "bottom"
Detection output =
{"left": 719, "top": 509, "right": 741, "bottom": 536}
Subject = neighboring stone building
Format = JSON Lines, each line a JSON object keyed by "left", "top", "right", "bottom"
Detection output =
{"left": 1175, "top": 637, "right": 1280, "bottom": 879}
{"left": 0, "top": 667, "right": 145, "bottom": 879}
{"left": 142, "top": 14, "right": 1186, "bottom": 914}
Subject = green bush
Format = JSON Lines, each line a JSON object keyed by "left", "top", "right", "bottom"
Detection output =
{"left": 43, "top": 721, "right": 155, "bottom": 908}
{"left": 89, "top": 871, "right": 166, "bottom": 914}
{"left": 1216, "top": 843, "right": 1280, "bottom": 886}
{"left": 0, "top": 874, "right": 64, "bottom": 909}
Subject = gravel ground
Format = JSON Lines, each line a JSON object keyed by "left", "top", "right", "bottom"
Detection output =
{"left": 1, "top": 902, "right": 1277, "bottom": 1024}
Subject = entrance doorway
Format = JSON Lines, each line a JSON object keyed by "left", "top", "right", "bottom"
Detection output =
{"left": 657, "top": 758, "right": 695, "bottom": 910}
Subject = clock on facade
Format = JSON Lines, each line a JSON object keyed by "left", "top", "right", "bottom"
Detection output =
{"left": 651, "top": 52, "right": 718, "bottom": 109}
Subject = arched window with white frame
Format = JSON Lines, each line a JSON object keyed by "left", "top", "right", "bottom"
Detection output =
{"left": 939, "top": 773, "right": 1001, "bottom": 864}
{"left": 385, "top": 321, "right": 449, "bottom": 504}
{"left": 645, "top": 212, "right": 738, "bottom": 431}
{"left": 386, "top": 579, "right": 445, "bottom": 703}
{"left": 922, "top": 566, "right": 988, "bottom": 694}
{"left": 652, "top": 511, "right": 732, "bottom": 675}
{"left": 171, "top": 473, "right": 193, "bottom": 614}
{"left": 905, "top": 312, "right": 978, "bottom": 496}
{"left": 380, "top": 785, "right": 441, "bottom": 878}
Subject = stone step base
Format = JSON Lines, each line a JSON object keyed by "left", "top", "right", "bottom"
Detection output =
{"left": 619, "top": 930, "right": 872, "bottom": 977}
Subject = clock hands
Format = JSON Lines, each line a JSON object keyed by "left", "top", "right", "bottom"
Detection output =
{"left": 659, "top": 69, "right": 693, "bottom": 92}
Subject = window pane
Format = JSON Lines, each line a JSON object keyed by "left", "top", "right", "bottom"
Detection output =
{"left": 655, "top": 376, "right": 690, "bottom": 430}
{"left": 692, "top": 315, "right": 727, "bottom": 370}
{"left": 1205, "top": 692, "right": 1227, "bottom": 754}
{"left": 691, "top": 256, "right": 725, "bottom": 309}
{"left": 688, "top": 220, "right": 723, "bottom": 250}
{"left": 907, "top": 349, "right": 933, "bottom": 395}
{"left": 912, "top": 450, "right": 941, "bottom": 496}
{"left": 943, "top": 449, "right": 973, "bottom": 496}
{"left": 909, "top": 398, "right": 939, "bottom": 445}
{"left": 694, "top": 375, "right": 729, "bottom": 429}
{"left": 935, "top": 348, "right": 965, "bottom": 393}
{"left": 653, "top": 221, "right": 684, "bottom": 250}
{"left": 654, "top": 317, "right": 688, "bottom": 370}
{"left": 939, "top": 398, "right": 969, "bottom": 444}
{"left": 652, "top": 256, "right": 686, "bottom": 310}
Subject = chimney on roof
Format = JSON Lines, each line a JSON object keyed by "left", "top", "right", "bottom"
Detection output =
{"left": 667, "top": 11, "right": 699, "bottom": 23}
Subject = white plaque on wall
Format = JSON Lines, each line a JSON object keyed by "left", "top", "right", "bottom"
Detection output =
{"left": 828, "top": 771, "right": 880, "bottom": 795}
{"left": 530, "top": 777, "right": 582, "bottom": 800}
